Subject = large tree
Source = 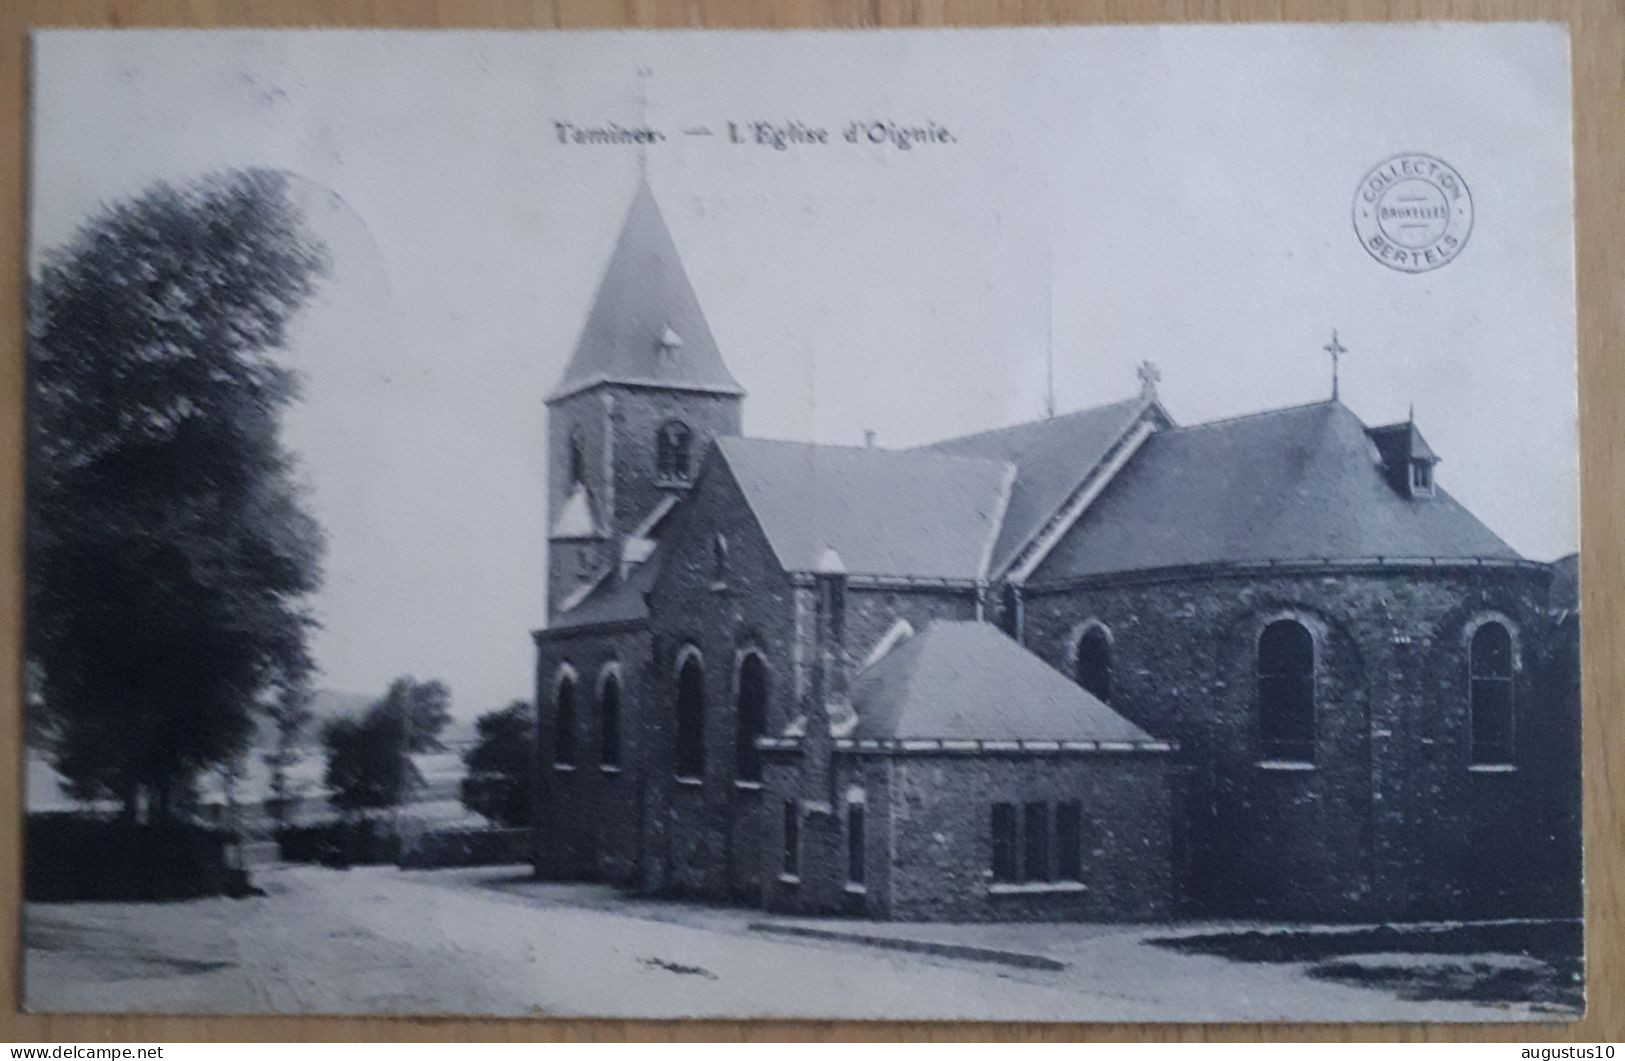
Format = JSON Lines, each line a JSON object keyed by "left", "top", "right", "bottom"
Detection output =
{"left": 459, "top": 701, "right": 536, "bottom": 828}
{"left": 28, "top": 168, "right": 328, "bottom": 820}
{"left": 321, "top": 678, "right": 452, "bottom": 817}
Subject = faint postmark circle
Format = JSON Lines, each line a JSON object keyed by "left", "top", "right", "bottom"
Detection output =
{"left": 1353, "top": 154, "right": 1473, "bottom": 273}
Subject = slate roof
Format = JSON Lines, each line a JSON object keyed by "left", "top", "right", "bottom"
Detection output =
{"left": 850, "top": 621, "right": 1157, "bottom": 744}
{"left": 920, "top": 397, "right": 1154, "bottom": 575}
{"left": 716, "top": 437, "right": 1014, "bottom": 580}
{"left": 1033, "top": 400, "right": 1520, "bottom": 582}
{"left": 1367, "top": 419, "right": 1439, "bottom": 464}
{"left": 548, "top": 180, "right": 744, "bottom": 403}
{"left": 548, "top": 548, "right": 664, "bottom": 632}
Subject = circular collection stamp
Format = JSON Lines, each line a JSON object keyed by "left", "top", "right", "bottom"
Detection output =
{"left": 1353, "top": 153, "right": 1473, "bottom": 273}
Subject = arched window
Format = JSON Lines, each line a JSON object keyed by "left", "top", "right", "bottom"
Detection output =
{"left": 1076, "top": 625, "right": 1112, "bottom": 703}
{"left": 1257, "top": 619, "right": 1315, "bottom": 762}
{"left": 713, "top": 534, "right": 730, "bottom": 583}
{"left": 657, "top": 421, "right": 693, "bottom": 482}
{"left": 735, "top": 653, "right": 767, "bottom": 783}
{"left": 1470, "top": 621, "right": 1515, "bottom": 766}
{"left": 554, "top": 670, "right": 578, "bottom": 766}
{"left": 675, "top": 651, "right": 706, "bottom": 780}
{"left": 598, "top": 669, "right": 621, "bottom": 768}
{"left": 568, "top": 426, "right": 587, "bottom": 486}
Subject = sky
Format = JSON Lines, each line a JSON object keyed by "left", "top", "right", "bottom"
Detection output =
{"left": 30, "top": 25, "right": 1577, "bottom": 719}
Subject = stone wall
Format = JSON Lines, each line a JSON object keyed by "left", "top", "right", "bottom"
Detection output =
{"left": 1020, "top": 561, "right": 1565, "bottom": 918}
{"left": 839, "top": 583, "right": 982, "bottom": 664}
{"left": 547, "top": 385, "right": 742, "bottom": 546}
{"left": 643, "top": 453, "right": 797, "bottom": 896}
{"left": 762, "top": 750, "right": 1175, "bottom": 922}
{"left": 533, "top": 624, "right": 650, "bottom": 885}
{"left": 639, "top": 452, "right": 979, "bottom": 899}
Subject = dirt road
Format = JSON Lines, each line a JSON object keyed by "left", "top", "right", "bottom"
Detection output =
{"left": 24, "top": 864, "right": 1548, "bottom": 1021}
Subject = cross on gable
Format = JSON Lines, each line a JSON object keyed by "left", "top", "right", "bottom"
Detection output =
{"left": 1137, "top": 360, "right": 1161, "bottom": 398}
{"left": 1323, "top": 329, "right": 1347, "bottom": 400}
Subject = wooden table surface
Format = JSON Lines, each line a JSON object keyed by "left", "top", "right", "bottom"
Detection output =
{"left": 0, "top": 0, "right": 1618, "bottom": 1042}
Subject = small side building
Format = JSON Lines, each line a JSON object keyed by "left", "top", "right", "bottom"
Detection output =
{"left": 761, "top": 600, "right": 1177, "bottom": 922}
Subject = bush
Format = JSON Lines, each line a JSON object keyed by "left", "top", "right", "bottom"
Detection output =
{"left": 276, "top": 821, "right": 526, "bottom": 869}
{"left": 459, "top": 701, "right": 535, "bottom": 827}
{"left": 275, "top": 818, "right": 400, "bottom": 867}
{"left": 398, "top": 827, "right": 530, "bottom": 869}
{"left": 26, "top": 813, "right": 232, "bottom": 901}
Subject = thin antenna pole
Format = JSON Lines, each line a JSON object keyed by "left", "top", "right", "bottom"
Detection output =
{"left": 636, "top": 63, "right": 651, "bottom": 179}
{"left": 1045, "top": 241, "right": 1056, "bottom": 420}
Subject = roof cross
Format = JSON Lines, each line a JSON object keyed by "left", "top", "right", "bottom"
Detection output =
{"left": 1323, "top": 329, "right": 1347, "bottom": 401}
{"left": 1136, "top": 359, "right": 1161, "bottom": 400}
{"left": 635, "top": 63, "right": 652, "bottom": 178}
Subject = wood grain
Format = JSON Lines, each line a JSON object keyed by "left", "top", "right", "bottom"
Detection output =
{"left": 0, "top": 0, "right": 1618, "bottom": 1042}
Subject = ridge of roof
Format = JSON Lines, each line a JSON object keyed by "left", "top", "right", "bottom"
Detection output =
{"left": 917, "top": 395, "right": 1160, "bottom": 577}
{"left": 1160, "top": 397, "right": 1338, "bottom": 435}
{"left": 979, "top": 463, "right": 1019, "bottom": 581}
{"left": 718, "top": 433, "right": 1013, "bottom": 467}
{"left": 1005, "top": 417, "right": 1158, "bottom": 583}
{"left": 916, "top": 395, "right": 1149, "bottom": 450}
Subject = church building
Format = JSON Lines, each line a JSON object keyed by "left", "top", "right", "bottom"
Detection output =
{"left": 532, "top": 182, "right": 1580, "bottom": 922}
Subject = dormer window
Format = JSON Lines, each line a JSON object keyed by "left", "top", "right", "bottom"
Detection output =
{"left": 1409, "top": 460, "right": 1435, "bottom": 497}
{"left": 1366, "top": 417, "right": 1441, "bottom": 500}
{"left": 657, "top": 420, "right": 693, "bottom": 484}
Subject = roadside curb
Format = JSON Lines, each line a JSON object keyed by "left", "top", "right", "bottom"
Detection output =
{"left": 746, "top": 922, "right": 1069, "bottom": 971}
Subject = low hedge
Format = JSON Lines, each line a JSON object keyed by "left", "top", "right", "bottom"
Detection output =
{"left": 276, "top": 819, "right": 400, "bottom": 866}
{"left": 26, "top": 813, "right": 231, "bottom": 901}
{"left": 398, "top": 827, "right": 530, "bottom": 869}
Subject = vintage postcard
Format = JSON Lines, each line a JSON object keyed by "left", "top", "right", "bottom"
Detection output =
{"left": 23, "top": 25, "right": 1580, "bottom": 1021}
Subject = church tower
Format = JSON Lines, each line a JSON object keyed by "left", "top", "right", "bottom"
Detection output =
{"left": 545, "top": 180, "right": 745, "bottom": 617}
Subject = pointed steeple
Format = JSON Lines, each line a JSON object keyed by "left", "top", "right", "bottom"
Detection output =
{"left": 548, "top": 180, "right": 745, "bottom": 403}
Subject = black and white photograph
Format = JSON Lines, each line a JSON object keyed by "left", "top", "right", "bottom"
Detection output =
{"left": 22, "top": 25, "right": 1581, "bottom": 1022}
